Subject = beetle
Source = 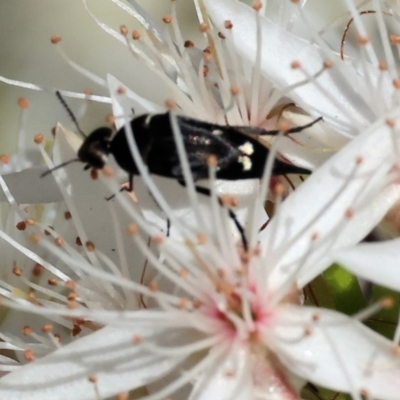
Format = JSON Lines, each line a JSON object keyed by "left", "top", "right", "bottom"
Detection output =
{"left": 46, "top": 91, "right": 322, "bottom": 249}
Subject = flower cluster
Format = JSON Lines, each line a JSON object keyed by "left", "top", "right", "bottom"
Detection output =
{"left": 1, "top": 1, "right": 400, "bottom": 399}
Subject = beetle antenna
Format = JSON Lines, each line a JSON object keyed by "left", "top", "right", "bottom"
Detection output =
{"left": 41, "top": 158, "right": 80, "bottom": 177}
{"left": 55, "top": 91, "right": 87, "bottom": 138}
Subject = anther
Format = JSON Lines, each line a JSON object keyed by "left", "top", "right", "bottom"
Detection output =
{"left": 230, "top": 85, "right": 240, "bottom": 95}
{"left": 22, "top": 326, "right": 32, "bottom": 336}
{"left": 65, "top": 280, "right": 76, "bottom": 290}
{"left": 207, "top": 154, "right": 217, "bottom": 167}
{"left": 184, "top": 40, "right": 194, "bottom": 48}
{"left": 380, "top": 296, "right": 394, "bottom": 309}
{"left": 165, "top": 98, "right": 176, "bottom": 110}
{"left": 162, "top": 15, "right": 172, "bottom": 24}
{"left": 67, "top": 300, "right": 78, "bottom": 309}
{"left": 48, "top": 278, "right": 58, "bottom": 286}
{"left": 26, "top": 218, "right": 35, "bottom": 226}
{"left": 90, "top": 169, "right": 98, "bottom": 180}
{"left": 153, "top": 235, "right": 164, "bottom": 245}
{"left": 132, "top": 335, "right": 142, "bottom": 344}
{"left": 12, "top": 266, "right": 23, "bottom": 277}
{"left": 379, "top": 60, "right": 388, "bottom": 71}
{"left": 178, "top": 298, "right": 188, "bottom": 309}
{"left": 64, "top": 211, "right": 72, "bottom": 220}
{"left": 55, "top": 237, "right": 64, "bottom": 247}
{"left": 386, "top": 118, "right": 396, "bottom": 128}
{"left": 127, "top": 224, "right": 139, "bottom": 236}
{"left": 119, "top": 25, "right": 128, "bottom": 36}
{"left": 357, "top": 36, "right": 369, "bottom": 46}
{"left": 85, "top": 241, "right": 95, "bottom": 252}
{"left": 290, "top": 60, "right": 301, "bottom": 69}
{"left": 252, "top": 1, "right": 262, "bottom": 11}
{"left": 149, "top": 281, "right": 159, "bottom": 291}
{"left": 34, "top": 133, "right": 44, "bottom": 144}
{"left": 30, "top": 233, "right": 41, "bottom": 244}
{"left": 179, "top": 268, "right": 188, "bottom": 277}
{"left": 218, "top": 32, "right": 226, "bottom": 39}
{"left": 23, "top": 206, "right": 30, "bottom": 214}
{"left": 311, "top": 232, "right": 319, "bottom": 241}
{"left": 323, "top": 60, "right": 333, "bottom": 69}
{"left": 344, "top": 208, "right": 354, "bottom": 219}
{"left": 88, "top": 375, "right": 98, "bottom": 384}
{"left": 32, "top": 263, "right": 44, "bottom": 277}
{"left": 197, "top": 233, "right": 207, "bottom": 244}
{"left": 391, "top": 344, "right": 400, "bottom": 355}
{"left": 117, "top": 393, "right": 129, "bottom": 400}
{"left": 359, "top": 388, "right": 369, "bottom": 398}
{"left": 41, "top": 324, "right": 54, "bottom": 333}
{"left": 393, "top": 79, "right": 400, "bottom": 89}
{"left": 312, "top": 313, "right": 320, "bottom": 322}
{"left": 72, "top": 324, "right": 82, "bottom": 337}
{"left": 17, "top": 98, "right": 29, "bottom": 109}
{"left": 0, "top": 154, "right": 9, "bottom": 164}
{"left": 199, "top": 23, "right": 209, "bottom": 32}
{"left": 278, "top": 120, "right": 292, "bottom": 132}
{"left": 16, "top": 221, "right": 27, "bottom": 231}
{"left": 132, "top": 30, "right": 141, "bottom": 40}
{"left": 102, "top": 165, "right": 115, "bottom": 177}
{"left": 24, "top": 350, "right": 35, "bottom": 362}
{"left": 355, "top": 156, "right": 364, "bottom": 165}
{"left": 50, "top": 35, "right": 62, "bottom": 44}
{"left": 224, "top": 20, "right": 233, "bottom": 29}
{"left": 390, "top": 34, "right": 400, "bottom": 45}
{"left": 76, "top": 236, "right": 83, "bottom": 246}
{"left": 117, "top": 86, "right": 126, "bottom": 95}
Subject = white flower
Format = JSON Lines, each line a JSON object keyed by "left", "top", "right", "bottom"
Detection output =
{"left": 0, "top": 101, "right": 400, "bottom": 399}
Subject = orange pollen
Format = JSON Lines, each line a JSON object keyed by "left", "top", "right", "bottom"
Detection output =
{"left": 119, "top": 25, "right": 128, "bottom": 36}
{"left": 207, "top": 154, "right": 217, "bottom": 167}
{"left": 390, "top": 34, "right": 400, "bottom": 45}
{"left": 355, "top": 156, "right": 364, "bottom": 165}
{"left": 153, "top": 235, "right": 164, "bottom": 245}
{"left": 18, "top": 98, "right": 29, "bottom": 109}
{"left": 0, "top": 154, "right": 9, "bottom": 164}
{"left": 64, "top": 211, "right": 72, "bottom": 220}
{"left": 117, "top": 394, "right": 129, "bottom": 400}
{"left": 379, "top": 60, "right": 388, "bottom": 71}
{"left": 88, "top": 375, "right": 98, "bottom": 384}
{"left": 12, "top": 266, "right": 23, "bottom": 277}
{"left": 165, "top": 98, "right": 176, "bottom": 109}
{"left": 32, "top": 263, "right": 44, "bottom": 276}
{"left": 199, "top": 22, "right": 209, "bottom": 32}
{"left": 33, "top": 133, "right": 44, "bottom": 144}
{"left": 380, "top": 296, "right": 394, "bottom": 309}
{"left": 203, "top": 52, "right": 212, "bottom": 63}
{"left": 178, "top": 298, "right": 188, "bottom": 309}
{"left": 22, "top": 326, "right": 32, "bottom": 336}
{"left": 51, "top": 34, "right": 62, "bottom": 44}
{"left": 162, "top": 15, "right": 172, "bottom": 24}
{"left": 323, "top": 60, "right": 333, "bottom": 69}
{"left": 117, "top": 86, "right": 126, "bottom": 95}
{"left": 184, "top": 40, "right": 194, "bottom": 48}
{"left": 127, "top": 224, "right": 139, "bottom": 236}
{"left": 197, "top": 233, "right": 208, "bottom": 245}
{"left": 252, "top": 1, "right": 262, "bottom": 11}
{"left": 132, "top": 30, "right": 141, "bottom": 40}
{"left": 230, "top": 85, "right": 240, "bottom": 95}
{"left": 132, "top": 335, "right": 142, "bottom": 344}
{"left": 24, "top": 350, "right": 35, "bottom": 362}
{"left": 26, "top": 218, "right": 36, "bottom": 226}
{"left": 102, "top": 165, "right": 114, "bottom": 177}
{"left": 357, "top": 36, "right": 369, "bottom": 45}
{"left": 67, "top": 300, "right": 79, "bottom": 309}
{"left": 23, "top": 206, "right": 30, "bottom": 214}
{"left": 240, "top": 252, "right": 251, "bottom": 264}
{"left": 203, "top": 65, "right": 209, "bottom": 77}
{"left": 149, "top": 281, "right": 159, "bottom": 292}
{"left": 386, "top": 118, "right": 396, "bottom": 128}
{"left": 67, "top": 292, "right": 77, "bottom": 301}
{"left": 48, "top": 278, "right": 58, "bottom": 286}
{"left": 224, "top": 20, "right": 233, "bottom": 29}
{"left": 179, "top": 268, "right": 188, "bottom": 277}
{"left": 344, "top": 208, "right": 354, "bottom": 219}
{"left": 83, "top": 89, "right": 93, "bottom": 96}
{"left": 16, "top": 221, "right": 27, "bottom": 231}
{"left": 55, "top": 237, "right": 64, "bottom": 247}
{"left": 393, "top": 79, "right": 400, "bottom": 89}
{"left": 273, "top": 182, "right": 286, "bottom": 197}
{"left": 278, "top": 120, "right": 292, "bottom": 132}
{"left": 106, "top": 114, "right": 115, "bottom": 124}
{"left": 290, "top": 60, "right": 301, "bottom": 69}
{"left": 65, "top": 280, "right": 76, "bottom": 290}
{"left": 85, "top": 241, "right": 95, "bottom": 252}
{"left": 42, "top": 324, "right": 54, "bottom": 333}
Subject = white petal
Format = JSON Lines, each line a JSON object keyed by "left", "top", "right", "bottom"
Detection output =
{"left": 189, "top": 344, "right": 252, "bottom": 400}
{"left": 107, "top": 74, "right": 163, "bottom": 129}
{"left": 0, "top": 325, "right": 186, "bottom": 400}
{"left": 204, "top": 0, "right": 391, "bottom": 135}
{"left": 336, "top": 239, "right": 400, "bottom": 291}
{"left": 262, "top": 117, "right": 400, "bottom": 289}
{"left": 0, "top": 167, "right": 62, "bottom": 204}
{"left": 270, "top": 305, "right": 400, "bottom": 399}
